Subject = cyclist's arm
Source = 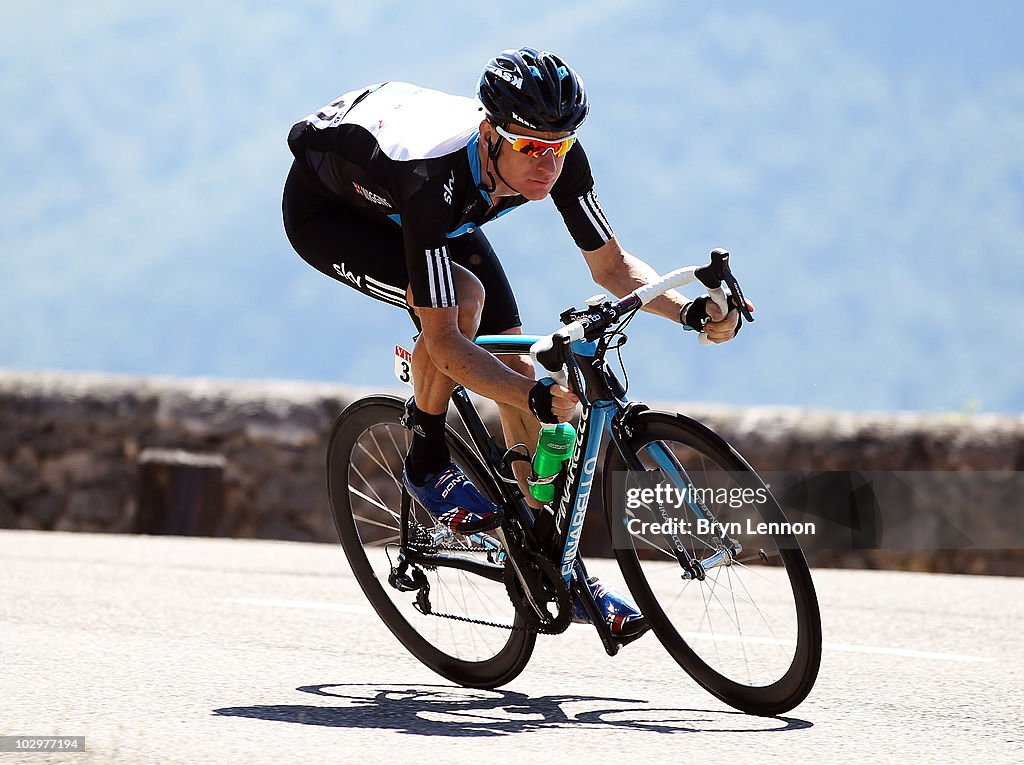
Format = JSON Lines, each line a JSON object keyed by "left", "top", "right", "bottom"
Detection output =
{"left": 415, "top": 309, "right": 577, "bottom": 420}
{"left": 583, "top": 237, "right": 743, "bottom": 343}
{"left": 417, "top": 308, "right": 532, "bottom": 406}
{"left": 400, "top": 180, "right": 575, "bottom": 417}
{"left": 582, "top": 237, "right": 687, "bottom": 319}
{"left": 551, "top": 145, "right": 743, "bottom": 342}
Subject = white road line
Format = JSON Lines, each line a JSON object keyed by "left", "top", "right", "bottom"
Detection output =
{"left": 821, "top": 640, "right": 994, "bottom": 663}
{"left": 226, "top": 597, "right": 374, "bottom": 615}
{"left": 680, "top": 632, "right": 994, "bottom": 663}
{"left": 227, "top": 598, "right": 993, "bottom": 664}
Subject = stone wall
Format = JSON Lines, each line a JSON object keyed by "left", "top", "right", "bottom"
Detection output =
{"left": 2, "top": 370, "right": 1022, "bottom": 574}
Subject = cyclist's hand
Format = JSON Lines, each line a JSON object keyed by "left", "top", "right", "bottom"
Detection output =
{"left": 528, "top": 379, "right": 578, "bottom": 424}
{"left": 705, "top": 298, "right": 754, "bottom": 343}
{"left": 549, "top": 383, "right": 578, "bottom": 422}
{"left": 681, "top": 296, "right": 755, "bottom": 343}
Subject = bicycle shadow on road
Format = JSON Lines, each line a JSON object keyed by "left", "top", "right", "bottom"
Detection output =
{"left": 213, "top": 684, "right": 813, "bottom": 737}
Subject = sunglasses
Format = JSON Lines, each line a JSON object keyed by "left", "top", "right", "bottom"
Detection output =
{"left": 493, "top": 124, "right": 577, "bottom": 158}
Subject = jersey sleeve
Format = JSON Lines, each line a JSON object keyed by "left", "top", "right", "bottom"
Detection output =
{"left": 550, "top": 142, "right": 615, "bottom": 252}
{"left": 401, "top": 175, "right": 460, "bottom": 310}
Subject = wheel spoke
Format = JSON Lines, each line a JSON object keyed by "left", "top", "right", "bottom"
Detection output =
{"left": 328, "top": 400, "right": 529, "bottom": 683}
{"left": 606, "top": 415, "right": 820, "bottom": 711}
{"left": 349, "top": 461, "right": 391, "bottom": 513}
{"left": 348, "top": 486, "right": 400, "bottom": 521}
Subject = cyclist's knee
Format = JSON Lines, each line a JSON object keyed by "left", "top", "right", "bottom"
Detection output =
{"left": 408, "top": 268, "right": 484, "bottom": 339}
{"left": 458, "top": 294, "right": 484, "bottom": 337}
{"left": 502, "top": 353, "right": 534, "bottom": 379}
{"left": 452, "top": 268, "right": 485, "bottom": 338}
{"left": 493, "top": 329, "right": 533, "bottom": 379}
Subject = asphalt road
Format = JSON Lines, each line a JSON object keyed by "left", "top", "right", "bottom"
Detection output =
{"left": 2, "top": 531, "right": 1022, "bottom": 764}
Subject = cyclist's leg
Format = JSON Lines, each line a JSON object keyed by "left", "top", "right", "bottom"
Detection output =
{"left": 405, "top": 266, "right": 485, "bottom": 417}
{"left": 492, "top": 331, "right": 543, "bottom": 509}
{"left": 284, "top": 170, "right": 497, "bottom": 529}
{"left": 404, "top": 268, "right": 506, "bottom": 531}
{"left": 282, "top": 161, "right": 412, "bottom": 312}
{"left": 283, "top": 160, "right": 486, "bottom": 416}
{"left": 449, "top": 231, "right": 542, "bottom": 509}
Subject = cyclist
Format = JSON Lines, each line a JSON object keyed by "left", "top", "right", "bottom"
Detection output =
{"left": 283, "top": 47, "right": 747, "bottom": 641}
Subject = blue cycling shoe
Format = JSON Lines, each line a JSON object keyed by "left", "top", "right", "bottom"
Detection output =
{"left": 571, "top": 576, "right": 650, "bottom": 639}
{"left": 402, "top": 461, "right": 503, "bottom": 534}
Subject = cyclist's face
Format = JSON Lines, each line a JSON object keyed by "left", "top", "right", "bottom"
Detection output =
{"left": 481, "top": 121, "right": 570, "bottom": 200}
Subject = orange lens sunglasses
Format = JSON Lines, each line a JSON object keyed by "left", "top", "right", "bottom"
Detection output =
{"left": 494, "top": 124, "right": 576, "bottom": 158}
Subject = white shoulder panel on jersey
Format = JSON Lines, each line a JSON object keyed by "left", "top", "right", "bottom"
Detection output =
{"left": 339, "top": 82, "right": 484, "bottom": 161}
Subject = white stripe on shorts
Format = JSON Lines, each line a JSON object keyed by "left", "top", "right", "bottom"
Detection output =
{"left": 365, "top": 275, "right": 405, "bottom": 298}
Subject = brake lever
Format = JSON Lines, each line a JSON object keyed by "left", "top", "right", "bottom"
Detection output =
{"left": 696, "top": 248, "right": 754, "bottom": 323}
{"left": 723, "top": 269, "right": 754, "bottom": 322}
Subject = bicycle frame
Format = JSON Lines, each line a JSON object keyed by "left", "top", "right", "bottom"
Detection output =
{"left": 394, "top": 330, "right": 738, "bottom": 649}
{"left": 470, "top": 334, "right": 725, "bottom": 586}
{"left": 334, "top": 252, "right": 821, "bottom": 709}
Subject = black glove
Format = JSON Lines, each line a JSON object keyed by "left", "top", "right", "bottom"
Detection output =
{"left": 528, "top": 379, "right": 559, "bottom": 424}
{"left": 679, "top": 295, "right": 743, "bottom": 336}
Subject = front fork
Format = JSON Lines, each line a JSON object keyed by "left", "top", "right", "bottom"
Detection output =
{"left": 609, "top": 404, "right": 743, "bottom": 579}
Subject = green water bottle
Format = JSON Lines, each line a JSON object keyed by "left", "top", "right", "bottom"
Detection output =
{"left": 528, "top": 422, "right": 577, "bottom": 503}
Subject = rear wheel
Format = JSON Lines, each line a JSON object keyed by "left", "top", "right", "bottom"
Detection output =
{"left": 603, "top": 411, "right": 821, "bottom": 715}
{"left": 327, "top": 395, "right": 535, "bottom": 688}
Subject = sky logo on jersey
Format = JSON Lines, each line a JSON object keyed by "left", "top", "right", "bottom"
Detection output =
{"left": 442, "top": 171, "right": 455, "bottom": 204}
{"left": 352, "top": 182, "right": 392, "bottom": 208}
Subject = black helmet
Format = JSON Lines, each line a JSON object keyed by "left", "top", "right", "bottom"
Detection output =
{"left": 478, "top": 47, "right": 588, "bottom": 133}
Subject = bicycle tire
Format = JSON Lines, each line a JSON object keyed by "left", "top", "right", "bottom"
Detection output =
{"left": 603, "top": 410, "right": 821, "bottom": 715}
{"left": 327, "top": 395, "right": 535, "bottom": 689}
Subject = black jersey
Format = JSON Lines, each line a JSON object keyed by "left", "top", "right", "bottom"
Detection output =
{"left": 287, "top": 81, "right": 615, "bottom": 309}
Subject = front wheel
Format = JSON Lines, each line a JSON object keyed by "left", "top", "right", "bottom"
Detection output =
{"left": 327, "top": 395, "right": 535, "bottom": 689}
{"left": 603, "top": 411, "right": 821, "bottom": 715}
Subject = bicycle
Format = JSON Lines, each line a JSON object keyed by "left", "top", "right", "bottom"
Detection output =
{"left": 326, "top": 249, "right": 822, "bottom": 716}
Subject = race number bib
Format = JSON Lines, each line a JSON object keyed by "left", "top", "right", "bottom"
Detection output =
{"left": 394, "top": 344, "right": 413, "bottom": 387}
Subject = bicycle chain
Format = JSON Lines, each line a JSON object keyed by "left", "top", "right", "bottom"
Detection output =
{"left": 414, "top": 593, "right": 543, "bottom": 634}
{"left": 405, "top": 538, "right": 570, "bottom": 635}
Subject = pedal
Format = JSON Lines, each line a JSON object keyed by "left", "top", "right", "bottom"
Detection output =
{"left": 400, "top": 396, "right": 416, "bottom": 429}
{"left": 570, "top": 559, "right": 649, "bottom": 656}
{"left": 613, "top": 620, "right": 652, "bottom": 649}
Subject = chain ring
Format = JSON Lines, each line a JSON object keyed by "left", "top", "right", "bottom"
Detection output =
{"left": 503, "top": 549, "right": 572, "bottom": 635}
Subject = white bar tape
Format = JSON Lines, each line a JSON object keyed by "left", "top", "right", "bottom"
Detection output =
{"left": 632, "top": 266, "right": 698, "bottom": 305}
{"left": 708, "top": 286, "right": 729, "bottom": 315}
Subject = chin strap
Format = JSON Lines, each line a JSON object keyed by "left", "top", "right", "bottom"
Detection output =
{"left": 480, "top": 132, "right": 525, "bottom": 197}
{"left": 478, "top": 135, "right": 499, "bottom": 193}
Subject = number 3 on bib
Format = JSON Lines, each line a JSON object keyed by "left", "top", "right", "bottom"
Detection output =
{"left": 394, "top": 344, "right": 414, "bottom": 387}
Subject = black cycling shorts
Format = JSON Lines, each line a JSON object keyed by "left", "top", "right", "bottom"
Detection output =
{"left": 282, "top": 160, "right": 521, "bottom": 335}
